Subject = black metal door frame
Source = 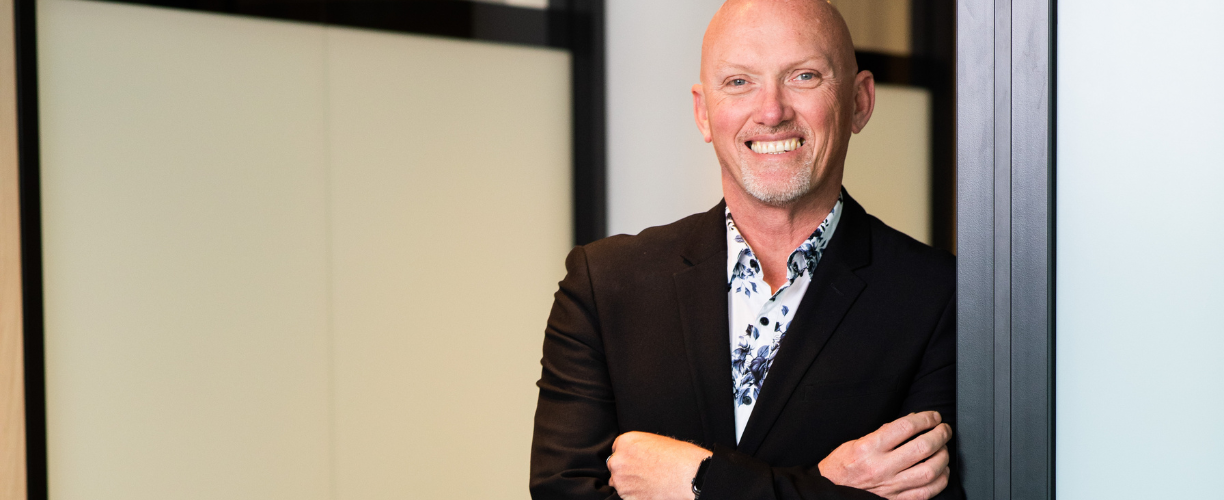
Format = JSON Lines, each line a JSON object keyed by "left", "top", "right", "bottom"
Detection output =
{"left": 956, "top": 0, "right": 1055, "bottom": 498}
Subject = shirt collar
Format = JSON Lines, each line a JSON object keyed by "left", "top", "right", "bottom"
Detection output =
{"left": 725, "top": 194, "right": 844, "bottom": 288}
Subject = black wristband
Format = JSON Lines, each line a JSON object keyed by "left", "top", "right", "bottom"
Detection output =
{"left": 691, "top": 455, "right": 713, "bottom": 499}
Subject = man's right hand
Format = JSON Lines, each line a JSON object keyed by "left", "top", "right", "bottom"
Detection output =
{"left": 817, "top": 411, "right": 952, "bottom": 500}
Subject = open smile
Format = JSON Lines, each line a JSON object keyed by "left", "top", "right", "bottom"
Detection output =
{"left": 746, "top": 137, "right": 804, "bottom": 155}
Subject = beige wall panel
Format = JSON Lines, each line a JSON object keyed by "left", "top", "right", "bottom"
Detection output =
{"left": 829, "top": 0, "right": 911, "bottom": 55}
{"left": 842, "top": 84, "right": 931, "bottom": 244}
{"left": 38, "top": 2, "right": 332, "bottom": 498}
{"left": 325, "top": 29, "right": 570, "bottom": 500}
{"left": 0, "top": 0, "right": 26, "bottom": 496}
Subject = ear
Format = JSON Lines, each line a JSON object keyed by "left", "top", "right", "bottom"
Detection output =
{"left": 850, "top": 70, "right": 876, "bottom": 134}
{"left": 692, "top": 84, "right": 712, "bottom": 143}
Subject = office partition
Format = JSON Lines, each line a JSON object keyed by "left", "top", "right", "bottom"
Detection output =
{"left": 18, "top": 0, "right": 600, "bottom": 498}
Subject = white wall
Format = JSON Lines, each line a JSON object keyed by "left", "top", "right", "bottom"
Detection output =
{"left": 1056, "top": 2, "right": 1224, "bottom": 498}
{"left": 606, "top": 0, "right": 725, "bottom": 236}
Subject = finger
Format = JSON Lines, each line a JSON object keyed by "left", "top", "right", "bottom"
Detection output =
{"left": 895, "top": 466, "right": 950, "bottom": 500}
{"left": 892, "top": 445, "right": 949, "bottom": 487}
{"left": 888, "top": 424, "right": 951, "bottom": 471}
{"left": 870, "top": 411, "right": 941, "bottom": 451}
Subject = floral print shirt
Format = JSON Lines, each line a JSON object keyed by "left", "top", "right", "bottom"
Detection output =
{"left": 726, "top": 195, "right": 842, "bottom": 443}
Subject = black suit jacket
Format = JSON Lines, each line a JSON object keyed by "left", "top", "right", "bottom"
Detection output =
{"left": 530, "top": 192, "right": 962, "bottom": 500}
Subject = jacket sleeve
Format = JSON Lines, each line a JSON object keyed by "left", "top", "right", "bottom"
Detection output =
{"left": 898, "top": 295, "right": 964, "bottom": 500}
{"left": 699, "top": 448, "right": 886, "bottom": 500}
{"left": 529, "top": 246, "right": 620, "bottom": 500}
{"left": 699, "top": 295, "right": 963, "bottom": 500}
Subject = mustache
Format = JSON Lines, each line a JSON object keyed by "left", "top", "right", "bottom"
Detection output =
{"left": 738, "top": 124, "right": 809, "bottom": 141}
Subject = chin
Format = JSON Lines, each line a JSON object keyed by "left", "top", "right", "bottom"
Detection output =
{"left": 740, "top": 169, "right": 813, "bottom": 206}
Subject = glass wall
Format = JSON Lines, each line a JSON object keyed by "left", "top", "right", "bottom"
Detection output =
{"left": 1056, "top": 1, "right": 1224, "bottom": 497}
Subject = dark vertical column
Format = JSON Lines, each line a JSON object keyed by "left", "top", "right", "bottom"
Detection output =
{"left": 956, "top": 0, "right": 998, "bottom": 495}
{"left": 991, "top": 0, "right": 1013, "bottom": 497}
{"left": 13, "top": 0, "right": 47, "bottom": 497}
{"left": 552, "top": 0, "right": 606, "bottom": 245}
{"left": 1009, "top": 0, "right": 1052, "bottom": 497}
{"left": 911, "top": 0, "right": 955, "bottom": 254}
{"left": 957, "top": 0, "right": 1053, "bottom": 498}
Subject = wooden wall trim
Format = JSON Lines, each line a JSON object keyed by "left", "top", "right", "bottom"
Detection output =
{"left": 0, "top": 0, "right": 28, "bottom": 496}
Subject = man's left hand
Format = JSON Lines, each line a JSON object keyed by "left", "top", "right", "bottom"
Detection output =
{"left": 607, "top": 431, "right": 713, "bottom": 500}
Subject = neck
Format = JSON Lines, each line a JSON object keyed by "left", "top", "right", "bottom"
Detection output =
{"left": 723, "top": 171, "right": 841, "bottom": 292}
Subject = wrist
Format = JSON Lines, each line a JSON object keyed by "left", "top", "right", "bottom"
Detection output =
{"left": 691, "top": 455, "right": 713, "bottom": 499}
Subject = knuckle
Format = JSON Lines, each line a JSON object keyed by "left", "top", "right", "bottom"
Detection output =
{"left": 896, "top": 419, "right": 915, "bottom": 435}
{"left": 854, "top": 440, "right": 875, "bottom": 456}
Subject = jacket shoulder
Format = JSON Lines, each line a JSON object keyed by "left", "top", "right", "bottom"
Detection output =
{"left": 579, "top": 210, "right": 711, "bottom": 272}
{"left": 865, "top": 214, "right": 955, "bottom": 291}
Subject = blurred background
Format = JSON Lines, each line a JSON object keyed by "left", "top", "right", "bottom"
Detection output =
{"left": 0, "top": 0, "right": 953, "bottom": 498}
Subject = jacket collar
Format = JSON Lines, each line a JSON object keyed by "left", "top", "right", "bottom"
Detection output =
{"left": 674, "top": 189, "right": 873, "bottom": 453}
{"left": 674, "top": 199, "right": 738, "bottom": 448}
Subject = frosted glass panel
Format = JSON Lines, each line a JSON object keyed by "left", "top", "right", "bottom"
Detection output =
{"left": 1056, "top": 1, "right": 1224, "bottom": 498}
{"left": 37, "top": 1, "right": 570, "bottom": 499}
{"left": 327, "top": 29, "right": 570, "bottom": 500}
{"left": 38, "top": 3, "right": 332, "bottom": 498}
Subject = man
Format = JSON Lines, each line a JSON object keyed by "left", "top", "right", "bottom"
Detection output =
{"left": 530, "top": 1, "right": 960, "bottom": 499}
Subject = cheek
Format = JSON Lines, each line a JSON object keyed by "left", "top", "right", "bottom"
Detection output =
{"left": 709, "top": 100, "right": 752, "bottom": 142}
{"left": 797, "top": 90, "right": 848, "bottom": 131}
{"left": 800, "top": 105, "right": 840, "bottom": 131}
{"left": 794, "top": 103, "right": 846, "bottom": 165}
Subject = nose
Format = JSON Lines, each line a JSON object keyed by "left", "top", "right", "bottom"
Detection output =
{"left": 752, "top": 82, "right": 792, "bottom": 127}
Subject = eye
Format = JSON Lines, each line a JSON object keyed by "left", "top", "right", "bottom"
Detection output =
{"left": 730, "top": 78, "right": 748, "bottom": 86}
{"left": 795, "top": 72, "right": 818, "bottom": 81}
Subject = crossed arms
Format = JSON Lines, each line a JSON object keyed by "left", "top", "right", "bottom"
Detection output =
{"left": 530, "top": 245, "right": 959, "bottom": 500}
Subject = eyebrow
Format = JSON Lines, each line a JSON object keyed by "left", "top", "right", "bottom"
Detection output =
{"left": 714, "top": 56, "right": 836, "bottom": 76}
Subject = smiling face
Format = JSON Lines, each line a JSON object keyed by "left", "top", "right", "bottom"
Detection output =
{"left": 694, "top": 0, "right": 874, "bottom": 207}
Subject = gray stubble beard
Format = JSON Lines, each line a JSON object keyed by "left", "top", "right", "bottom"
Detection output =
{"left": 738, "top": 161, "right": 814, "bottom": 207}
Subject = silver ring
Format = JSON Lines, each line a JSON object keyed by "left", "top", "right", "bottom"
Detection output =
{"left": 606, "top": 454, "right": 613, "bottom": 465}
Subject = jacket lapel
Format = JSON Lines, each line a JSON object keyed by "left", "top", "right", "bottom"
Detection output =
{"left": 674, "top": 201, "right": 738, "bottom": 450}
{"left": 734, "top": 192, "right": 873, "bottom": 456}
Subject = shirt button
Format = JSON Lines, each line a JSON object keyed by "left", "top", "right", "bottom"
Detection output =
{"left": 759, "top": 317, "right": 769, "bottom": 326}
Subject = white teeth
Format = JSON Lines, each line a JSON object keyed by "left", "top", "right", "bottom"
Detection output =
{"left": 750, "top": 138, "right": 802, "bottom": 154}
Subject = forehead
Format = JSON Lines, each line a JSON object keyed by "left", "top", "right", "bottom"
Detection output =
{"left": 703, "top": 2, "right": 845, "bottom": 75}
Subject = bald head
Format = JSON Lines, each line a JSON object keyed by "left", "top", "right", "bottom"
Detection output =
{"left": 701, "top": 0, "right": 857, "bottom": 85}
{"left": 691, "top": 0, "right": 875, "bottom": 211}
